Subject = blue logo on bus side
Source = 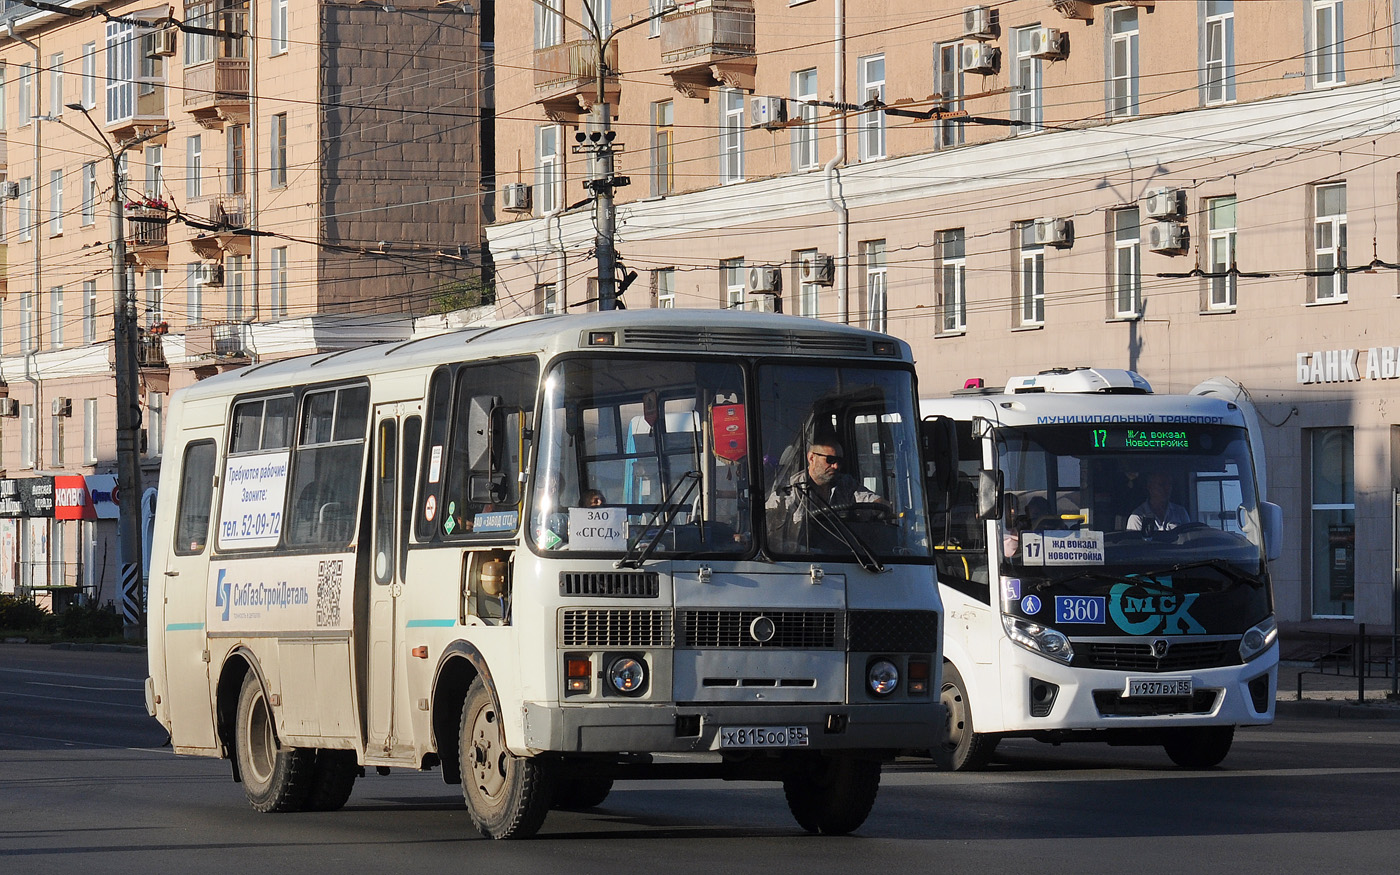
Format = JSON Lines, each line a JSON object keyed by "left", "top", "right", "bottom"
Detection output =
{"left": 215, "top": 568, "right": 232, "bottom": 622}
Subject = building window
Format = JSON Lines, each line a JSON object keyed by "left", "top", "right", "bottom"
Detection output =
{"left": 536, "top": 283, "right": 558, "bottom": 314}
{"left": 0, "top": 69, "right": 6, "bottom": 132}
{"left": 649, "top": 0, "right": 665, "bottom": 38}
{"left": 271, "top": 247, "right": 288, "bottom": 317}
{"left": 1206, "top": 195, "right": 1238, "bottom": 309}
{"left": 534, "top": 0, "right": 561, "bottom": 49}
{"left": 145, "top": 269, "right": 164, "bottom": 326}
{"left": 81, "top": 163, "right": 97, "bottom": 225}
{"left": 84, "top": 398, "right": 99, "bottom": 466}
{"left": 722, "top": 258, "right": 746, "bottom": 309}
{"left": 49, "top": 287, "right": 64, "bottom": 348}
{"left": 147, "top": 393, "right": 165, "bottom": 458}
{"left": 1309, "top": 427, "right": 1354, "bottom": 617}
{"left": 535, "top": 124, "right": 560, "bottom": 214}
{"left": 1018, "top": 222, "right": 1045, "bottom": 325}
{"left": 227, "top": 124, "right": 246, "bottom": 194}
{"left": 51, "top": 411, "right": 65, "bottom": 468}
{"left": 857, "top": 54, "right": 886, "bottom": 160}
{"left": 105, "top": 21, "right": 135, "bottom": 124}
{"left": 652, "top": 100, "right": 673, "bottom": 197}
{"left": 84, "top": 280, "right": 99, "bottom": 344}
{"left": 1203, "top": 1, "right": 1235, "bottom": 104}
{"left": 720, "top": 88, "right": 745, "bottom": 184}
{"left": 1310, "top": 0, "right": 1345, "bottom": 87}
{"left": 146, "top": 144, "right": 164, "bottom": 199}
{"left": 272, "top": 0, "right": 289, "bottom": 55}
{"left": 20, "top": 405, "right": 34, "bottom": 469}
{"left": 654, "top": 268, "right": 676, "bottom": 308}
{"left": 20, "top": 291, "right": 37, "bottom": 353}
{"left": 18, "top": 63, "right": 32, "bottom": 126}
{"left": 1108, "top": 6, "right": 1139, "bottom": 118}
{"left": 1011, "top": 27, "right": 1044, "bottom": 132}
{"left": 792, "top": 68, "right": 819, "bottom": 170}
{"left": 583, "top": 0, "right": 611, "bottom": 37}
{"left": 935, "top": 43, "right": 964, "bottom": 149}
{"left": 186, "top": 135, "right": 202, "bottom": 198}
{"left": 187, "top": 263, "right": 205, "bottom": 325}
{"left": 1313, "top": 182, "right": 1347, "bottom": 302}
{"left": 49, "top": 53, "right": 64, "bottom": 118}
{"left": 863, "top": 241, "right": 888, "bottom": 332}
{"left": 270, "top": 114, "right": 287, "bottom": 188}
{"left": 18, "top": 177, "right": 32, "bottom": 242}
{"left": 184, "top": 2, "right": 216, "bottom": 65}
{"left": 227, "top": 255, "right": 246, "bottom": 320}
{"left": 793, "top": 249, "right": 820, "bottom": 318}
{"left": 938, "top": 229, "right": 966, "bottom": 333}
{"left": 1113, "top": 207, "right": 1141, "bottom": 318}
{"left": 49, "top": 170, "right": 64, "bottom": 236}
{"left": 82, "top": 42, "right": 97, "bottom": 109}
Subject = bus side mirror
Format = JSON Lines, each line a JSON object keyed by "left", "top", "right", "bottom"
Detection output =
{"left": 1260, "top": 500, "right": 1283, "bottom": 561}
{"left": 920, "top": 415, "right": 958, "bottom": 506}
{"left": 467, "top": 394, "right": 502, "bottom": 472}
{"left": 976, "top": 469, "right": 1003, "bottom": 521}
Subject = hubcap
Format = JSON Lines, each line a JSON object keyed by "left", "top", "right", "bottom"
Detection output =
{"left": 470, "top": 701, "right": 508, "bottom": 801}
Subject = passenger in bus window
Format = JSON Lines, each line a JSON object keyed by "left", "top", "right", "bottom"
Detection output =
{"left": 580, "top": 489, "right": 606, "bottom": 508}
{"left": 1126, "top": 470, "right": 1190, "bottom": 532}
{"left": 765, "top": 435, "right": 888, "bottom": 550}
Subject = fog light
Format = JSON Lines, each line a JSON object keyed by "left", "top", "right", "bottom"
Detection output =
{"left": 608, "top": 657, "right": 646, "bottom": 695}
{"left": 867, "top": 659, "right": 899, "bottom": 696}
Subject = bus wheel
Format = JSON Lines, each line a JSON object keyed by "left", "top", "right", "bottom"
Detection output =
{"left": 302, "top": 749, "right": 359, "bottom": 811}
{"left": 459, "top": 678, "right": 555, "bottom": 839}
{"left": 1162, "top": 725, "right": 1235, "bottom": 768}
{"left": 936, "top": 663, "right": 998, "bottom": 771}
{"left": 782, "top": 755, "right": 881, "bottom": 835}
{"left": 234, "top": 673, "right": 313, "bottom": 813}
{"left": 553, "top": 776, "right": 614, "bottom": 810}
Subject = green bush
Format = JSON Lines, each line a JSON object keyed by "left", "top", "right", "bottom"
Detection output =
{"left": 0, "top": 594, "right": 125, "bottom": 641}
{"left": 57, "top": 601, "right": 125, "bottom": 639}
{"left": 0, "top": 594, "right": 52, "bottom": 634}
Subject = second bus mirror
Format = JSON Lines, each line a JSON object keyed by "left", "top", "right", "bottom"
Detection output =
{"left": 976, "top": 469, "right": 1003, "bottom": 521}
{"left": 919, "top": 415, "right": 959, "bottom": 504}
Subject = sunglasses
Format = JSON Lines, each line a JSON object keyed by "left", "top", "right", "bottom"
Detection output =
{"left": 810, "top": 452, "right": 844, "bottom": 465}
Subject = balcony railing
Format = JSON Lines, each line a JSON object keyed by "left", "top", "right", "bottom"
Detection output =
{"left": 137, "top": 334, "right": 168, "bottom": 368}
{"left": 533, "top": 40, "right": 618, "bottom": 120}
{"left": 184, "top": 58, "right": 251, "bottom": 111}
{"left": 126, "top": 205, "right": 169, "bottom": 248}
{"left": 659, "top": 0, "right": 756, "bottom": 96}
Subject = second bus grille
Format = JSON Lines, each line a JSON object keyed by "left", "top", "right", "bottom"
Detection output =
{"left": 561, "top": 609, "right": 673, "bottom": 648}
{"left": 678, "top": 610, "right": 840, "bottom": 649}
{"left": 1080, "top": 640, "right": 1240, "bottom": 672}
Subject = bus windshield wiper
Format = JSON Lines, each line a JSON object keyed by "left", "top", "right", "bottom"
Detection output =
{"left": 1152, "top": 558, "right": 1264, "bottom": 590}
{"left": 795, "top": 482, "right": 885, "bottom": 574}
{"left": 616, "top": 470, "right": 701, "bottom": 569}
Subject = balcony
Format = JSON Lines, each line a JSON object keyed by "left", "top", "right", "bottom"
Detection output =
{"left": 189, "top": 195, "right": 251, "bottom": 260}
{"left": 105, "top": 77, "right": 169, "bottom": 143}
{"left": 659, "top": 0, "right": 756, "bottom": 99}
{"left": 534, "top": 40, "right": 619, "bottom": 122}
{"left": 137, "top": 334, "right": 168, "bottom": 369}
{"left": 125, "top": 204, "right": 170, "bottom": 268}
{"left": 184, "top": 58, "right": 251, "bottom": 127}
{"left": 185, "top": 320, "right": 250, "bottom": 362}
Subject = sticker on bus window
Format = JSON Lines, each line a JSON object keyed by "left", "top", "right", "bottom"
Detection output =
{"left": 1041, "top": 530, "right": 1105, "bottom": 565}
{"left": 428, "top": 445, "right": 443, "bottom": 484}
{"left": 569, "top": 506, "right": 626, "bottom": 550}
{"left": 473, "top": 511, "right": 518, "bottom": 533}
{"left": 218, "top": 450, "right": 291, "bottom": 550}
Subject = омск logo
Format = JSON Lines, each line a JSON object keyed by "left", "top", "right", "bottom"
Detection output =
{"left": 1108, "top": 577, "right": 1205, "bottom": 635}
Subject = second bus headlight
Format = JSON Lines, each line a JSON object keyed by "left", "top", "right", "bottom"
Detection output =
{"left": 1003, "top": 615, "right": 1075, "bottom": 664}
{"left": 607, "top": 656, "right": 647, "bottom": 695}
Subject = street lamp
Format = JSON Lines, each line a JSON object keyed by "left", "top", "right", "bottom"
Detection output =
{"left": 59, "top": 101, "right": 166, "bottom": 639}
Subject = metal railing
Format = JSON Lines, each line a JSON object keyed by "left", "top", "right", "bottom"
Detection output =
{"left": 1293, "top": 624, "right": 1398, "bottom": 702}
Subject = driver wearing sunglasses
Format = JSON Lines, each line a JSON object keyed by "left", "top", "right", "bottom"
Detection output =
{"left": 766, "top": 436, "right": 889, "bottom": 551}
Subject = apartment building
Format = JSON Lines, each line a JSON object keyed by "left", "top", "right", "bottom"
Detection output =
{"left": 487, "top": 1, "right": 1400, "bottom": 631}
{"left": 0, "top": 0, "right": 489, "bottom": 606}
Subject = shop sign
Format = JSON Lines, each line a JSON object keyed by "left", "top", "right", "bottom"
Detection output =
{"left": 1297, "top": 347, "right": 1400, "bottom": 384}
{"left": 86, "top": 475, "right": 120, "bottom": 520}
{"left": 55, "top": 475, "right": 92, "bottom": 521}
{"left": 0, "top": 478, "right": 55, "bottom": 518}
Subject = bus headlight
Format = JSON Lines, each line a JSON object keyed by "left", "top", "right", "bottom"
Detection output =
{"left": 1003, "top": 615, "right": 1075, "bottom": 664}
{"left": 1239, "top": 616, "right": 1277, "bottom": 662}
{"left": 607, "top": 656, "right": 647, "bottom": 695}
{"left": 867, "top": 659, "right": 899, "bottom": 696}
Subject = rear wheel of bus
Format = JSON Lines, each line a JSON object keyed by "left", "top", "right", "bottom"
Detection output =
{"left": 782, "top": 754, "right": 882, "bottom": 835}
{"left": 234, "top": 672, "right": 313, "bottom": 813}
{"left": 459, "top": 678, "right": 555, "bottom": 838}
{"left": 936, "top": 662, "right": 999, "bottom": 771}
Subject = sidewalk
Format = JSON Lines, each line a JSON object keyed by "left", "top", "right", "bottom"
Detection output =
{"left": 1276, "top": 660, "right": 1400, "bottom": 720}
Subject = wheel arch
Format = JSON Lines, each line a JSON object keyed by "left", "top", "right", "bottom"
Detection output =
{"left": 216, "top": 647, "right": 268, "bottom": 783}
{"left": 431, "top": 640, "right": 497, "bottom": 786}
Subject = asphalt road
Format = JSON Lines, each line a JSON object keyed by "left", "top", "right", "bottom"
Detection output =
{"left": 3, "top": 643, "right": 1399, "bottom": 874}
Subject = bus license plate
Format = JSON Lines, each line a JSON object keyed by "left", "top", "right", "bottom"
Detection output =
{"left": 1126, "top": 677, "right": 1193, "bottom": 697}
{"left": 720, "top": 726, "right": 810, "bottom": 748}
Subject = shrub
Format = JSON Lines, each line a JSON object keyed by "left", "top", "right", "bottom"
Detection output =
{"left": 0, "top": 594, "right": 52, "bottom": 634}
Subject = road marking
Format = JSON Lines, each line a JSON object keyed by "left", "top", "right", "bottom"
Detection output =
{"left": 0, "top": 666, "right": 144, "bottom": 684}
{"left": 4, "top": 691, "right": 147, "bottom": 710}
{"left": 29, "top": 681, "right": 143, "bottom": 691}
{"left": 883, "top": 766, "right": 1400, "bottom": 786}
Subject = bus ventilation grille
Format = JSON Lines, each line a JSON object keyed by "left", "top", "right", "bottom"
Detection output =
{"left": 1092, "top": 689, "right": 1220, "bottom": 717}
{"left": 1081, "top": 640, "right": 1239, "bottom": 672}
{"left": 621, "top": 328, "right": 869, "bottom": 355}
{"left": 560, "top": 571, "right": 660, "bottom": 598}
{"left": 678, "top": 610, "right": 840, "bottom": 649}
{"left": 847, "top": 610, "right": 939, "bottom": 652}
{"left": 561, "top": 609, "right": 674, "bottom": 648}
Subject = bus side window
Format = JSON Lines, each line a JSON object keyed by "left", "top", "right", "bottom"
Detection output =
{"left": 286, "top": 384, "right": 370, "bottom": 548}
{"left": 175, "top": 440, "right": 217, "bottom": 556}
{"left": 935, "top": 422, "right": 990, "bottom": 602}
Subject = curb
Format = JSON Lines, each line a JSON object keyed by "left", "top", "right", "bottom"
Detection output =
{"left": 1276, "top": 698, "right": 1400, "bottom": 721}
{"left": 48, "top": 641, "right": 147, "bottom": 655}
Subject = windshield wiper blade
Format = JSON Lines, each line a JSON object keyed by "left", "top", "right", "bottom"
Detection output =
{"left": 794, "top": 482, "right": 886, "bottom": 574}
{"left": 616, "top": 470, "right": 701, "bottom": 570}
{"left": 1154, "top": 558, "right": 1264, "bottom": 589}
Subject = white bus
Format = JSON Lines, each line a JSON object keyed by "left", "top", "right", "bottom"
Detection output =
{"left": 145, "top": 310, "right": 946, "bottom": 838}
{"left": 921, "top": 367, "right": 1282, "bottom": 770}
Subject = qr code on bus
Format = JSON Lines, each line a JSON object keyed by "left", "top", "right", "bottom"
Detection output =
{"left": 316, "top": 560, "right": 343, "bottom": 627}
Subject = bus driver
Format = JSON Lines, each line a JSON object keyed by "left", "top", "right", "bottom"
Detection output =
{"left": 766, "top": 436, "right": 888, "bottom": 551}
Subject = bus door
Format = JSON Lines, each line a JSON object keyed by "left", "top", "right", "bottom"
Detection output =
{"left": 366, "top": 404, "right": 421, "bottom": 758}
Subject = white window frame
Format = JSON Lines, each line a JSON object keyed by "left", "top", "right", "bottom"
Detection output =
{"left": 50, "top": 286, "right": 64, "bottom": 348}
{"left": 1207, "top": 195, "right": 1238, "bottom": 309}
{"left": 792, "top": 68, "right": 819, "bottom": 170}
{"left": 146, "top": 145, "right": 164, "bottom": 199}
{"left": 271, "top": 247, "right": 288, "bottom": 317}
{"left": 145, "top": 269, "right": 164, "bottom": 326}
{"left": 50, "top": 52, "right": 64, "bottom": 118}
{"left": 270, "top": 113, "right": 288, "bottom": 189}
{"left": 83, "top": 279, "right": 99, "bottom": 343}
{"left": 187, "top": 262, "right": 205, "bottom": 324}
{"left": 105, "top": 21, "right": 135, "bottom": 124}
{"left": 82, "top": 42, "right": 97, "bottom": 109}
{"left": 1011, "top": 27, "right": 1044, "bottom": 132}
{"left": 20, "top": 291, "right": 36, "bottom": 353}
{"left": 863, "top": 240, "right": 887, "bottom": 332}
{"left": 649, "top": 0, "right": 665, "bottom": 38}
{"left": 652, "top": 100, "right": 674, "bottom": 196}
{"left": 655, "top": 268, "right": 676, "bottom": 308}
{"left": 794, "top": 249, "right": 820, "bottom": 318}
{"left": 535, "top": 0, "right": 562, "bottom": 49}
{"left": 21, "top": 405, "right": 35, "bottom": 469}
{"left": 938, "top": 229, "right": 966, "bottom": 333}
{"left": 18, "top": 63, "right": 32, "bottom": 127}
{"left": 1313, "top": 182, "right": 1347, "bottom": 302}
{"left": 1310, "top": 0, "right": 1345, "bottom": 88}
{"left": 1113, "top": 208, "right": 1142, "bottom": 318}
{"left": 935, "top": 42, "right": 964, "bottom": 149}
{"left": 186, "top": 135, "right": 202, "bottom": 198}
{"left": 272, "top": 0, "right": 289, "bottom": 55}
{"left": 722, "top": 258, "right": 746, "bottom": 309}
{"left": 583, "top": 0, "right": 612, "bottom": 38}
{"left": 51, "top": 411, "right": 65, "bottom": 469}
{"left": 81, "top": 162, "right": 97, "bottom": 226}
{"left": 227, "top": 255, "right": 247, "bottom": 320}
{"left": 147, "top": 393, "right": 166, "bottom": 458}
{"left": 1018, "top": 222, "right": 1046, "bottom": 325}
{"left": 1108, "top": 7, "right": 1139, "bottom": 118}
{"left": 49, "top": 169, "right": 64, "bottom": 236}
{"left": 184, "top": 2, "right": 215, "bottom": 66}
{"left": 0, "top": 69, "right": 7, "bottom": 132}
{"left": 857, "top": 54, "right": 886, "bottom": 161}
{"left": 1203, "top": 1, "right": 1236, "bottom": 104}
{"left": 535, "top": 124, "right": 560, "bottom": 214}
{"left": 18, "top": 177, "right": 32, "bottom": 243}
{"left": 84, "top": 398, "right": 99, "bottom": 466}
{"left": 720, "top": 88, "right": 745, "bottom": 184}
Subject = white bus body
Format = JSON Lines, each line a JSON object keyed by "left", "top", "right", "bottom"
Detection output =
{"left": 921, "top": 368, "right": 1282, "bottom": 769}
{"left": 146, "top": 310, "right": 945, "bottom": 838}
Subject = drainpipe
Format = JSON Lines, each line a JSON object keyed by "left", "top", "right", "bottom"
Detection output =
{"left": 8, "top": 21, "right": 44, "bottom": 467}
{"left": 823, "top": 0, "right": 849, "bottom": 324}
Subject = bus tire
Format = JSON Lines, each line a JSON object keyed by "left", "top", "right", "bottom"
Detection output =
{"left": 459, "top": 678, "right": 555, "bottom": 839}
{"left": 303, "top": 749, "right": 359, "bottom": 811}
{"left": 782, "top": 755, "right": 881, "bottom": 835}
{"left": 553, "top": 776, "right": 614, "bottom": 810}
{"left": 936, "top": 662, "right": 999, "bottom": 771}
{"left": 1162, "top": 725, "right": 1234, "bottom": 768}
{"left": 234, "top": 672, "right": 313, "bottom": 813}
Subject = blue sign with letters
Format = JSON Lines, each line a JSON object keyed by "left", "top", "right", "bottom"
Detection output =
{"left": 1055, "top": 595, "right": 1106, "bottom": 624}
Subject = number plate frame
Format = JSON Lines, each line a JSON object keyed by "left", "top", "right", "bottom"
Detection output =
{"left": 1125, "top": 677, "right": 1193, "bottom": 697}
{"left": 719, "top": 725, "right": 810, "bottom": 749}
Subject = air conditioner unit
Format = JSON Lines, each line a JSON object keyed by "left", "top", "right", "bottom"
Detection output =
{"left": 746, "top": 266, "right": 782, "bottom": 293}
{"left": 0, "top": 399, "right": 18, "bottom": 418}
{"left": 1033, "top": 217, "right": 1073, "bottom": 248}
{"left": 961, "top": 42, "right": 999, "bottom": 74}
{"left": 1143, "top": 187, "right": 1185, "bottom": 219}
{"left": 799, "top": 253, "right": 835, "bottom": 286}
{"left": 501, "top": 183, "right": 532, "bottom": 213}
{"left": 749, "top": 96, "right": 787, "bottom": 129}
{"left": 147, "top": 27, "right": 177, "bottom": 58}
{"left": 746, "top": 293, "right": 779, "bottom": 313}
{"left": 1028, "top": 26, "right": 1067, "bottom": 59}
{"left": 1148, "top": 220, "right": 1188, "bottom": 252}
{"left": 52, "top": 397, "right": 72, "bottom": 418}
{"left": 962, "top": 5, "right": 995, "bottom": 39}
{"left": 3, "top": 182, "right": 19, "bottom": 200}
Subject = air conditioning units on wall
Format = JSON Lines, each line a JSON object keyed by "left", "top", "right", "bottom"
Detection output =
{"left": 1143, "top": 187, "right": 1185, "bottom": 219}
{"left": 961, "top": 42, "right": 999, "bottom": 74}
{"left": 3, "top": 182, "right": 19, "bottom": 200}
{"left": 749, "top": 96, "right": 786, "bottom": 129}
{"left": 962, "top": 5, "right": 996, "bottom": 40}
{"left": 1033, "top": 217, "right": 1073, "bottom": 248}
{"left": 147, "top": 27, "right": 177, "bottom": 58}
{"left": 1028, "top": 26, "right": 1067, "bottom": 60}
{"left": 52, "top": 397, "right": 72, "bottom": 417}
{"left": 0, "top": 398, "right": 18, "bottom": 417}
{"left": 1148, "top": 220, "right": 1189, "bottom": 253}
{"left": 747, "top": 266, "right": 782, "bottom": 293}
{"left": 501, "top": 183, "right": 532, "bottom": 213}
{"left": 799, "top": 253, "right": 835, "bottom": 286}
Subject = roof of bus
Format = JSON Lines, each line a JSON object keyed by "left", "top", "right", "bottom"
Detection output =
{"left": 919, "top": 391, "right": 1248, "bottom": 429}
{"left": 175, "top": 310, "right": 910, "bottom": 403}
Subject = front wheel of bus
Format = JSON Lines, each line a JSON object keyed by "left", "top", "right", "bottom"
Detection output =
{"left": 782, "top": 755, "right": 881, "bottom": 835}
{"left": 234, "top": 673, "right": 313, "bottom": 813}
{"left": 459, "top": 678, "right": 555, "bottom": 839}
{"left": 936, "top": 663, "right": 998, "bottom": 771}
{"left": 1162, "top": 725, "right": 1235, "bottom": 768}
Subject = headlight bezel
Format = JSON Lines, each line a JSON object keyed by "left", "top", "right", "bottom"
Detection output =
{"left": 1002, "top": 614, "right": 1075, "bottom": 664}
{"left": 866, "top": 658, "right": 900, "bottom": 697}
{"left": 1239, "top": 615, "right": 1278, "bottom": 663}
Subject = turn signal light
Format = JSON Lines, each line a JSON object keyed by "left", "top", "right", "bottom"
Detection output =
{"left": 566, "top": 657, "right": 592, "bottom": 694}
{"left": 908, "top": 658, "right": 930, "bottom": 695}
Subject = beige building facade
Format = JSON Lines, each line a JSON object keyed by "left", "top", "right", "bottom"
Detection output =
{"left": 0, "top": 0, "right": 488, "bottom": 608}
{"left": 488, "top": 0, "right": 1400, "bottom": 629}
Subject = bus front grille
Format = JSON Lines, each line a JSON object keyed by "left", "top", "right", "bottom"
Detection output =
{"left": 560, "top": 609, "right": 674, "bottom": 648}
{"left": 678, "top": 610, "right": 841, "bottom": 649}
{"left": 559, "top": 571, "right": 660, "bottom": 598}
{"left": 1080, "top": 640, "right": 1240, "bottom": 672}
